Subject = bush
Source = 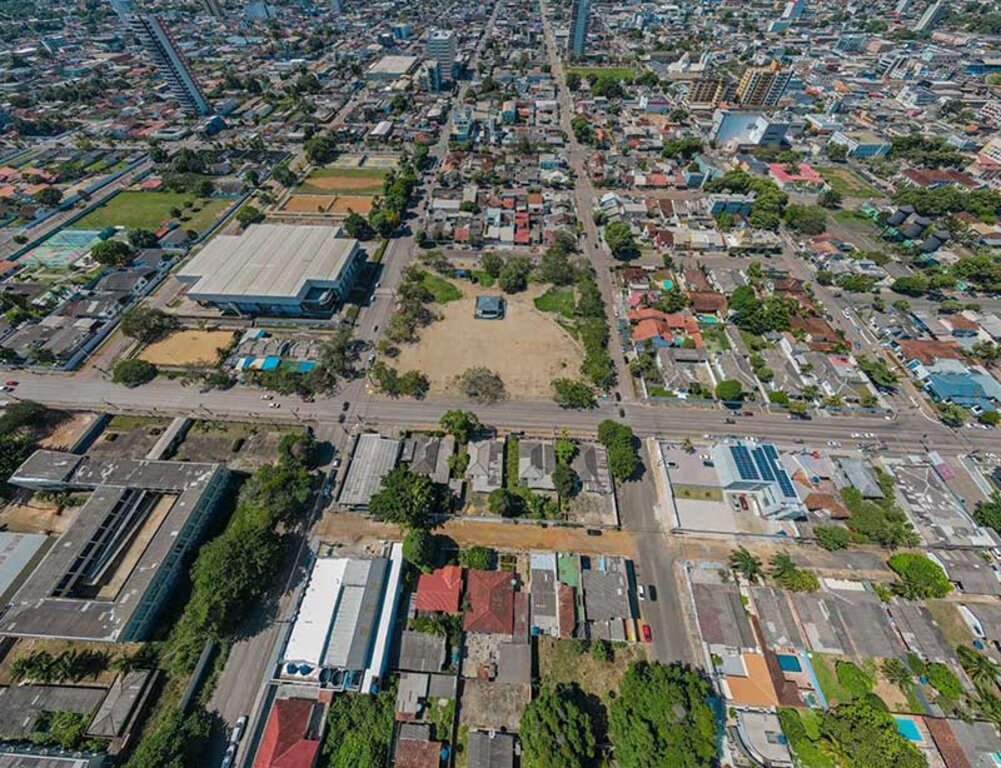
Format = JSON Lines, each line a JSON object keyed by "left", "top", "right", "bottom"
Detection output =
{"left": 112, "top": 359, "right": 157, "bottom": 387}
{"left": 888, "top": 553, "right": 952, "bottom": 599}
{"left": 120, "top": 306, "right": 178, "bottom": 344}
{"left": 926, "top": 662, "right": 963, "bottom": 700}
{"left": 91, "top": 239, "right": 133, "bottom": 265}
{"left": 715, "top": 379, "right": 743, "bottom": 402}
{"left": 815, "top": 525, "right": 851, "bottom": 551}
{"left": 835, "top": 660, "right": 873, "bottom": 699}
{"left": 596, "top": 419, "right": 639, "bottom": 481}
{"left": 459, "top": 546, "right": 494, "bottom": 570}
{"left": 552, "top": 378, "right": 595, "bottom": 409}
{"left": 459, "top": 367, "right": 506, "bottom": 403}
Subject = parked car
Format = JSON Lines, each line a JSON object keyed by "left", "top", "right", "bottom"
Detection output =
{"left": 642, "top": 624, "right": 652, "bottom": 643}
{"left": 637, "top": 585, "right": 646, "bottom": 601}
{"left": 231, "top": 716, "right": 247, "bottom": 744}
{"left": 221, "top": 744, "right": 236, "bottom": 768}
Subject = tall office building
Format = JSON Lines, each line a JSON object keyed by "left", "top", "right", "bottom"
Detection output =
{"left": 108, "top": 0, "right": 132, "bottom": 23}
{"left": 686, "top": 77, "right": 733, "bottom": 108}
{"left": 199, "top": 0, "right": 225, "bottom": 16}
{"left": 130, "top": 14, "right": 210, "bottom": 116}
{"left": 426, "top": 29, "right": 457, "bottom": 87}
{"left": 735, "top": 62, "right": 791, "bottom": 107}
{"left": 914, "top": 0, "right": 947, "bottom": 32}
{"left": 781, "top": 0, "right": 806, "bottom": 20}
{"left": 568, "top": 0, "right": 590, "bottom": 58}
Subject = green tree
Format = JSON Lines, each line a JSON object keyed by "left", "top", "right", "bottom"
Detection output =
{"left": 596, "top": 420, "right": 638, "bottom": 481}
{"left": 609, "top": 661, "right": 718, "bottom": 768}
{"left": 459, "top": 545, "right": 494, "bottom": 570}
{"left": 715, "top": 379, "right": 743, "bottom": 402}
{"left": 439, "top": 410, "right": 479, "bottom": 444}
{"left": 819, "top": 188, "right": 843, "bottom": 209}
{"left": 124, "top": 710, "right": 211, "bottom": 768}
{"left": 819, "top": 695, "right": 926, "bottom": 768}
{"left": 552, "top": 463, "right": 577, "bottom": 501}
{"left": 236, "top": 204, "right": 263, "bottom": 227}
{"left": 33, "top": 186, "right": 62, "bottom": 207}
{"left": 91, "top": 239, "right": 133, "bottom": 266}
{"left": 926, "top": 662, "right": 963, "bottom": 700}
{"left": 322, "top": 686, "right": 395, "bottom": 768}
{"left": 770, "top": 552, "right": 819, "bottom": 592}
{"left": 552, "top": 378, "right": 595, "bottom": 409}
{"left": 402, "top": 527, "right": 437, "bottom": 573}
{"left": 604, "top": 220, "right": 636, "bottom": 259}
{"left": 520, "top": 684, "right": 596, "bottom": 768}
{"left": 974, "top": 492, "right": 1001, "bottom": 534}
{"left": 957, "top": 645, "right": 1000, "bottom": 691}
{"left": 112, "top": 359, "right": 157, "bottom": 387}
{"left": 729, "top": 546, "right": 764, "bottom": 583}
{"left": 815, "top": 525, "right": 852, "bottom": 551}
{"left": 498, "top": 256, "right": 531, "bottom": 293}
{"left": 368, "top": 465, "right": 443, "bottom": 529}
{"left": 888, "top": 553, "right": 952, "bottom": 599}
{"left": 343, "top": 210, "right": 375, "bottom": 240}
{"left": 304, "top": 133, "right": 338, "bottom": 164}
{"left": 555, "top": 437, "right": 576, "bottom": 464}
{"left": 488, "top": 487, "right": 517, "bottom": 517}
{"left": 481, "top": 252, "right": 504, "bottom": 278}
{"left": 127, "top": 228, "right": 159, "bottom": 248}
{"left": 119, "top": 306, "right": 178, "bottom": 344}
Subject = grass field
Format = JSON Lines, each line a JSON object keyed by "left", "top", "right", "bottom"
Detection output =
{"left": 569, "top": 66, "right": 636, "bottom": 81}
{"left": 533, "top": 287, "right": 576, "bottom": 317}
{"left": 833, "top": 208, "right": 876, "bottom": 226}
{"left": 297, "top": 166, "right": 388, "bottom": 195}
{"left": 421, "top": 272, "right": 462, "bottom": 303}
{"left": 672, "top": 484, "right": 724, "bottom": 502}
{"left": 77, "top": 191, "right": 231, "bottom": 232}
{"left": 810, "top": 654, "right": 856, "bottom": 706}
{"left": 817, "top": 166, "right": 880, "bottom": 197}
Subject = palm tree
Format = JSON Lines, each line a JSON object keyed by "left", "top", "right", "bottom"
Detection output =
{"left": 958, "top": 646, "right": 1000, "bottom": 691}
{"left": 882, "top": 658, "right": 912, "bottom": 689}
{"left": 769, "top": 552, "right": 799, "bottom": 584}
{"left": 729, "top": 547, "right": 764, "bottom": 584}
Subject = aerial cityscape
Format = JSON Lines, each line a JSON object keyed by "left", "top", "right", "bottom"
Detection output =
{"left": 0, "top": 0, "right": 1000, "bottom": 766}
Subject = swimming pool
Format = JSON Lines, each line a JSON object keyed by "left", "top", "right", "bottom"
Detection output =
{"left": 777, "top": 654, "right": 802, "bottom": 673}
{"left": 895, "top": 717, "right": 921, "bottom": 742}
{"left": 662, "top": 279, "right": 674, "bottom": 290}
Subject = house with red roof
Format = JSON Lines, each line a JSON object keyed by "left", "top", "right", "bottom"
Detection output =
{"left": 767, "top": 163, "right": 825, "bottom": 190}
{"left": 395, "top": 737, "right": 443, "bottom": 768}
{"left": 416, "top": 565, "right": 463, "bottom": 614}
{"left": 464, "top": 569, "right": 514, "bottom": 634}
{"left": 253, "top": 698, "right": 322, "bottom": 768}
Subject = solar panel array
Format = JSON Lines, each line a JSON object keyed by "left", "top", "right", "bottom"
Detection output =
{"left": 728, "top": 444, "right": 798, "bottom": 500}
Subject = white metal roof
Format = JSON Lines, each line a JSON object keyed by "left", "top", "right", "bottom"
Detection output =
{"left": 283, "top": 558, "right": 347, "bottom": 667}
{"left": 177, "top": 223, "right": 359, "bottom": 301}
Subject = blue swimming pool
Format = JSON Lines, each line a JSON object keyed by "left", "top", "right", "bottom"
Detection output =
{"left": 896, "top": 717, "right": 921, "bottom": 742}
{"left": 777, "top": 654, "right": 802, "bottom": 673}
{"left": 662, "top": 279, "right": 674, "bottom": 290}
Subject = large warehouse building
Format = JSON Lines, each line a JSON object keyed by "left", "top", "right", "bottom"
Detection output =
{"left": 177, "top": 223, "right": 363, "bottom": 317}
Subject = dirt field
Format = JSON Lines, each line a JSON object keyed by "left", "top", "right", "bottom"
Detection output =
{"left": 330, "top": 195, "right": 375, "bottom": 214}
{"left": 393, "top": 286, "right": 582, "bottom": 399}
{"left": 282, "top": 194, "right": 338, "bottom": 213}
{"left": 37, "top": 411, "right": 99, "bottom": 451}
{"left": 0, "top": 499, "right": 73, "bottom": 535}
{"left": 139, "top": 330, "right": 236, "bottom": 367}
{"left": 298, "top": 168, "right": 386, "bottom": 195}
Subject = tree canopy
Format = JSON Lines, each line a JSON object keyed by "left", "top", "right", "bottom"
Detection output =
{"left": 519, "top": 684, "right": 596, "bottom": 768}
{"left": 608, "top": 661, "right": 719, "bottom": 768}
{"left": 368, "top": 465, "right": 445, "bottom": 528}
{"left": 597, "top": 419, "right": 639, "bottom": 481}
{"left": 888, "top": 553, "right": 952, "bottom": 599}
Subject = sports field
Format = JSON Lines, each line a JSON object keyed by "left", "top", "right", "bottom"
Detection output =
{"left": 296, "top": 167, "right": 388, "bottom": 195}
{"left": 77, "top": 191, "right": 231, "bottom": 232}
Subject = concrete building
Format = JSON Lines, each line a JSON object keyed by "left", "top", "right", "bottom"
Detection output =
{"left": 177, "top": 224, "right": 362, "bottom": 317}
{"left": 710, "top": 442, "right": 804, "bottom": 519}
{"left": 829, "top": 129, "right": 892, "bottom": 159}
{"left": 280, "top": 545, "right": 404, "bottom": 693}
{"left": 129, "top": 14, "right": 210, "bottom": 116}
{"left": 366, "top": 54, "right": 420, "bottom": 82}
{"left": 199, "top": 0, "right": 224, "bottom": 16}
{"left": 711, "top": 111, "right": 789, "bottom": 147}
{"left": 735, "top": 62, "right": 791, "bottom": 107}
{"left": 686, "top": 76, "right": 732, "bottom": 108}
{"left": 781, "top": 0, "right": 806, "bottom": 19}
{"left": 426, "top": 29, "right": 457, "bottom": 87}
{"left": 0, "top": 450, "right": 228, "bottom": 642}
{"left": 915, "top": 0, "right": 947, "bottom": 32}
{"left": 568, "top": 0, "right": 590, "bottom": 57}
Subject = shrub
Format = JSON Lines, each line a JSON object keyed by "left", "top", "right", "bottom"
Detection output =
{"left": 836, "top": 660, "right": 873, "bottom": 699}
{"left": 112, "top": 359, "right": 157, "bottom": 387}
{"left": 887, "top": 553, "right": 952, "bottom": 599}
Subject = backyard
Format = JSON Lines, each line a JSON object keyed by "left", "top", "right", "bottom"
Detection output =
{"left": 77, "top": 191, "right": 231, "bottom": 233}
{"left": 537, "top": 636, "right": 646, "bottom": 704}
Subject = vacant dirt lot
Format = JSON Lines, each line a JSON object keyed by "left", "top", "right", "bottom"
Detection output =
{"left": 393, "top": 286, "right": 581, "bottom": 399}
{"left": 298, "top": 169, "right": 386, "bottom": 195}
{"left": 139, "top": 330, "right": 236, "bottom": 367}
{"left": 171, "top": 420, "right": 304, "bottom": 470}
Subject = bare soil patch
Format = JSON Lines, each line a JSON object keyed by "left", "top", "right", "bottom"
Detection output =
{"left": 392, "top": 286, "right": 581, "bottom": 399}
{"left": 138, "top": 330, "right": 236, "bottom": 367}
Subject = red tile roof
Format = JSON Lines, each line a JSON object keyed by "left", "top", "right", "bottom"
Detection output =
{"left": 688, "top": 291, "right": 728, "bottom": 313}
{"left": 395, "top": 739, "right": 443, "bottom": 768}
{"left": 464, "top": 569, "right": 514, "bottom": 634}
{"left": 925, "top": 718, "right": 972, "bottom": 768}
{"left": 558, "top": 583, "right": 576, "bottom": 638}
{"left": 896, "top": 338, "right": 963, "bottom": 364}
{"left": 253, "top": 699, "right": 321, "bottom": 768}
{"left": 416, "top": 566, "right": 463, "bottom": 614}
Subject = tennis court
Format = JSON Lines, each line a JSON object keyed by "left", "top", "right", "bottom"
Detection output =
{"left": 22, "top": 229, "right": 105, "bottom": 269}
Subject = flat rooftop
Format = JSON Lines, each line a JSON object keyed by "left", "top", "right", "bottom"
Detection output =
{"left": 1, "top": 450, "right": 225, "bottom": 642}
{"left": 367, "top": 54, "right": 419, "bottom": 76}
{"left": 338, "top": 434, "right": 401, "bottom": 507}
{"left": 177, "top": 223, "right": 359, "bottom": 302}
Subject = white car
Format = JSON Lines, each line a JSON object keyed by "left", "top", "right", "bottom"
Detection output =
{"left": 637, "top": 585, "right": 646, "bottom": 601}
{"left": 260, "top": 394, "right": 273, "bottom": 400}
{"left": 269, "top": 402, "right": 281, "bottom": 409}
{"left": 231, "top": 716, "right": 247, "bottom": 744}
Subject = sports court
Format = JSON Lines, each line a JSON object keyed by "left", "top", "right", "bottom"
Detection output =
{"left": 22, "top": 229, "right": 104, "bottom": 269}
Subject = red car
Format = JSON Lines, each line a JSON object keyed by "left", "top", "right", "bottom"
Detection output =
{"left": 642, "top": 624, "right": 652, "bottom": 643}
{"left": 4, "top": 380, "right": 17, "bottom": 386}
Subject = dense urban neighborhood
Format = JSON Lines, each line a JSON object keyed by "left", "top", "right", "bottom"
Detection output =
{"left": 1, "top": 0, "right": 1001, "bottom": 767}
